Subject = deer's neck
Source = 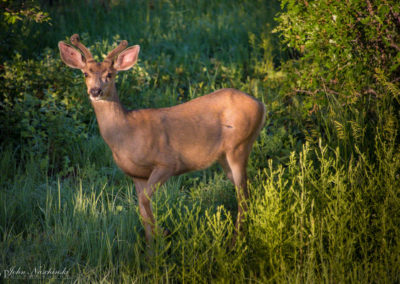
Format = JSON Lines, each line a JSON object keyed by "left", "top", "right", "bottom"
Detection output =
{"left": 91, "top": 85, "right": 132, "bottom": 150}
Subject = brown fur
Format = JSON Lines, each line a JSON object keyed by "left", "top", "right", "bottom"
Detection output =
{"left": 59, "top": 35, "right": 266, "bottom": 245}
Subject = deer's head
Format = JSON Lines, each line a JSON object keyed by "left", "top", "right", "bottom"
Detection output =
{"left": 58, "top": 34, "right": 140, "bottom": 101}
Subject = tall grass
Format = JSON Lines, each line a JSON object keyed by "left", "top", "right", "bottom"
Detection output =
{"left": 1, "top": 0, "right": 400, "bottom": 282}
{"left": 2, "top": 134, "right": 399, "bottom": 282}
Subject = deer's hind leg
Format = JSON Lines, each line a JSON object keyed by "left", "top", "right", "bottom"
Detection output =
{"left": 218, "top": 154, "right": 234, "bottom": 184}
{"left": 220, "top": 143, "right": 252, "bottom": 238}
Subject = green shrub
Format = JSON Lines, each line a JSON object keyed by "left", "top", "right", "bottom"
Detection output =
{"left": 274, "top": 0, "right": 400, "bottom": 158}
{"left": 276, "top": 0, "right": 400, "bottom": 100}
{"left": 0, "top": 49, "right": 90, "bottom": 173}
{"left": 0, "top": 0, "right": 51, "bottom": 61}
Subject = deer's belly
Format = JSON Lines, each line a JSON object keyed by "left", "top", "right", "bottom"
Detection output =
{"left": 112, "top": 152, "right": 152, "bottom": 179}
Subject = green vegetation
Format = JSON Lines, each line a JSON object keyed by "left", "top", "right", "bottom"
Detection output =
{"left": 1, "top": 0, "right": 399, "bottom": 282}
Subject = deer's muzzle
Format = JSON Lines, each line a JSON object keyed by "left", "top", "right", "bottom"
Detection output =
{"left": 90, "top": 88, "right": 102, "bottom": 97}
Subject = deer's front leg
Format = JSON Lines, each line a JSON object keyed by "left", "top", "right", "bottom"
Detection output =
{"left": 134, "top": 167, "right": 173, "bottom": 244}
{"left": 133, "top": 177, "right": 154, "bottom": 243}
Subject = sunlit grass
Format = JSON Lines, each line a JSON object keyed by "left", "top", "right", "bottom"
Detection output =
{"left": 2, "top": 135, "right": 399, "bottom": 282}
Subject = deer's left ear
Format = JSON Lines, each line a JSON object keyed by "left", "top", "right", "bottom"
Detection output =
{"left": 58, "top": 41, "right": 86, "bottom": 69}
{"left": 113, "top": 45, "right": 140, "bottom": 71}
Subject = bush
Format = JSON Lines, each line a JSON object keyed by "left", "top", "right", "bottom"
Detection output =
{"left": 274, "top": 0, "right": 400, "bottom": 158}
{"left": 0, "top": 49, "right": 90, "bottom": 173}
{"left": 0, "top": 0, "right": 51, "bottom": 62}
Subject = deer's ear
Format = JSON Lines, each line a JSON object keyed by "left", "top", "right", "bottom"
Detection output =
{"left": 113, "top": 45, "right": 140, "bottom": 71}
{"left": 58, "top": 41, "right": 86, "bottom": 69}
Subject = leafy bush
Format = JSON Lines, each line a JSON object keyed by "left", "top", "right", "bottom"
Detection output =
{"left": 0, "top": 0, "right": 51, "bottom": 61}
{"left": 274, "top": 0, "right": 400, "bottom": 158}
{"left": 0, "top": 49, "right": 91, "bottom": 173}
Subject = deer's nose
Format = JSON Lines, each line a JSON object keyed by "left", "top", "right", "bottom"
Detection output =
{"left": 90, "top": 88, "right": 102, "bottom": 97}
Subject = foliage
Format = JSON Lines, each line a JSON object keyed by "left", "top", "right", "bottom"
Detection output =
{"left": 0, "top": 0, "right": 51, "bottom": 61}
{"left": 274, "top": 0, "right": 400, "bottom": 158}
{"left": 275, "top": 0, "right": 400, "bottom": 100}
{"left": 0, "top": 49, "right": 91, "bottom": 173}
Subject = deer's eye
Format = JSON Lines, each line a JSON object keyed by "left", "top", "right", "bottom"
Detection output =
{"left": 106, "top": 73, "right": 112, "bottom": 79}
{"left": 83, "top": 72, "right": 89, "bottom": 78}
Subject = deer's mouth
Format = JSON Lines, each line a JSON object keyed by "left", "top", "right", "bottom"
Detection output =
{"left": 90, "top": 94, "right": 103, "bottom": 101}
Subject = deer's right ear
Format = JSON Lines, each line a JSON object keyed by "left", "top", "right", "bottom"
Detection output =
{"left": 113, "top": 45, "right": 140, "bottom": 71}
{"left": 58, "top": 41, "right": 86, "bottom": 69}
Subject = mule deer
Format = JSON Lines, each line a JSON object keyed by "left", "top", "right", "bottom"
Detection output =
{"left": 58, "top": 34, "right": 265, "bottom": 244}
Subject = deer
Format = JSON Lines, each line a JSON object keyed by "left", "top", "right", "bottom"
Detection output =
{"left": 58, "top": 34, "right": 266, "bottom": 245}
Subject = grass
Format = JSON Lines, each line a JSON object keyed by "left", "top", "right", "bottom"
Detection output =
{"left": 1, "top": 0, "right": 400, "bottom": 282}
{"left": 2, "top": 136, "right": 399, "bottom": 282}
